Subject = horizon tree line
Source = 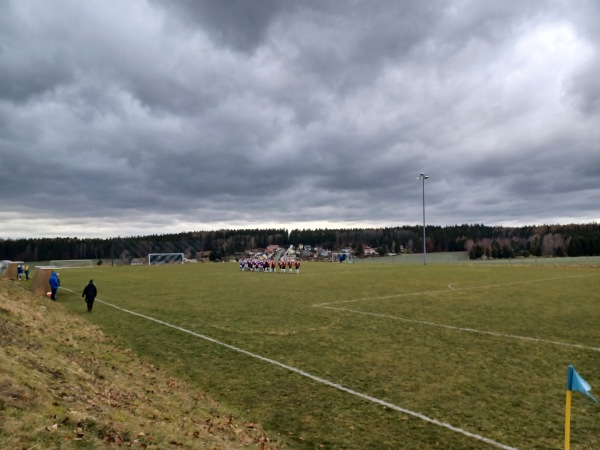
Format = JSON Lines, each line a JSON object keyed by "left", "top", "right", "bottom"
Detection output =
{"left": 1, "top": 223, "right": 599, "bottom": 262}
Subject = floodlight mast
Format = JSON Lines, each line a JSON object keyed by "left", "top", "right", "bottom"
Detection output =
{"left": 417, "top": 173, "right": 429, "bottom": 265}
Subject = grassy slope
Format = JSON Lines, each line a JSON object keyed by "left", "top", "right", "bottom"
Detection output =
{"left": 0, "top": 277, "right": 280, "bottom": 449}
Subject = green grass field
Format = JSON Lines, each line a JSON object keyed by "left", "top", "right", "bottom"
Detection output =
{"left": 51, "top": 260, "right": 599, "bottom": 449}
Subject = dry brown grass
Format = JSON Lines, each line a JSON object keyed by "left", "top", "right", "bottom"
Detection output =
{"left": 0, "top": 278, "right": 281, "bottom": 449}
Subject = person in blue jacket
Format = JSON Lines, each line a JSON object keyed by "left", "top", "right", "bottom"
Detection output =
{"left": 49, "top": 271, "right": 60, "bottom": 301}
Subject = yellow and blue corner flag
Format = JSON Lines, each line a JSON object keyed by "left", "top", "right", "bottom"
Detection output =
{"left": 567, "top": 365, "right": 597, "bottom": 402}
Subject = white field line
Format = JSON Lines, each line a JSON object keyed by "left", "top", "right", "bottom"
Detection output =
{"left": 61, "top": 287, "right": 516, "bottom": 450}
{"left": 312, "top": 275, "right": 590, "bottom": 307}
{"left": 312, "top": 274, "right": 599, "bottom": 352}
{"left": 317, "top": 305, "right": 600, "bottom": 352}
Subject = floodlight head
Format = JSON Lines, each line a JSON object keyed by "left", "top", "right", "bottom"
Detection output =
{"left": 418, "top": 173, "right": 429, "bottom": 180}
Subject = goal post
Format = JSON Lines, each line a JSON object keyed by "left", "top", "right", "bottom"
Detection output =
{"left": 148, "top": 253, "right": 185, "bottom": 265}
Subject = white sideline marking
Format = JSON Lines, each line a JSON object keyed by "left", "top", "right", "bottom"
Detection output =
{"left": 313, "top": 275, "right": 590, "bottom": 307}
{"left": 62, "top": 288, "right": 517, "bottom": 450}
{"left": 318, "top": 306, "right": 600, "bottom": 352}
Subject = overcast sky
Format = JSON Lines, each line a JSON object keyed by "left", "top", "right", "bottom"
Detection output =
{"left": 1, "top": 0, "right": 599, "bottom": 239}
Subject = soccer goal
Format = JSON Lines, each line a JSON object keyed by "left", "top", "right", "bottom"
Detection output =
{"left": 50, "top": 259, "right": 94, "bottom": 268}
{"left": 0, "top": 260, "right": 10, "bottom": 277}
{"left": 148, "top": 253, "right": 185, "bottom": 265}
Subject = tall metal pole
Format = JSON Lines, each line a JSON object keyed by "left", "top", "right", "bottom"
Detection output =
{"left": 418, "top": 173, "right": 429, "bottom": 265}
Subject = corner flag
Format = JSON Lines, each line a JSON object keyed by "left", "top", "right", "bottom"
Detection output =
{"left": 565, "top": 365, "right": 597, "bottom": 450}
{"left": 567, "top": 365, "right": 597, "bottom": 402}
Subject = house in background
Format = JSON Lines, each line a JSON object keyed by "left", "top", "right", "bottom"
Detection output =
{"left": 363, "top": 246, "right": 378, "bottom": 256}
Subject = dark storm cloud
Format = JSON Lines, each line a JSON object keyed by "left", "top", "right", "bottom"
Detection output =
{"left": 0, "top": 0, "right": 598, "bottom": 238}
{"left": 0, "top": 4, "right": 75, "bottom": 103}
{"left": 151, "top": 0, "right": 284, "bottom": 53}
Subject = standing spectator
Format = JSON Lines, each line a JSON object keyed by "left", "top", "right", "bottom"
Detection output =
{"left": 17, "top": 265, "right": 23, "bottom": 280}
{"left": 82, "top": 279, "right": 97, "bottom": 313}
{"left": 49, "top": 271, "right": 60, "bottom": 301}
{"left": 24, "top": 263, "right": 30, "bottom": 280}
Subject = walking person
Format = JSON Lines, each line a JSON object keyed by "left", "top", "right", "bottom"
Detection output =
{"left": 17, "top": 265, "right": 23, "bottom": 280}
{"left": 82, "top": 279, "right": 97, "bottom": 313}
{"left": 24, "top": 263, "right": 30, "bottom": 280}
{"left": 49, "top": 272, "right": 60, "bottom": 301}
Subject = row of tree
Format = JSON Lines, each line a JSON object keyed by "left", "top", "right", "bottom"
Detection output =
{"left": 1, "top": 223, "right": 599, "bottom": 262}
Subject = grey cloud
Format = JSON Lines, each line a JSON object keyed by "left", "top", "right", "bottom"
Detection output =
{"left": 1, "top": 0, "right": 599, "bottom": 239}
{"left": 568, "top": 61, "right": 600, "bottom": 116}
{"left": 150, "top": 0, "right": 284, "bottom": 53}
{"left": 0, "top": 56, "right": 74, "bottom": 103}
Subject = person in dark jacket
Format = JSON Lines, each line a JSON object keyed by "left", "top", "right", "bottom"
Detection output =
{"left": 49, "top": 272, "right": 60, "bottom": 301}
{"left": 82, "top": 279, "right": 97, "bottom": 312}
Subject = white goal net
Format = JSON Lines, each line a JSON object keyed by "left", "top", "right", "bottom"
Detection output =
{"left": 148, "top": 253, "right": 184, "bottom": 265}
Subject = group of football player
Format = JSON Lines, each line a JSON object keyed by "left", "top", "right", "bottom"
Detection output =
{"left": 239, "top": 258, "right": 300, "bottom": 274}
